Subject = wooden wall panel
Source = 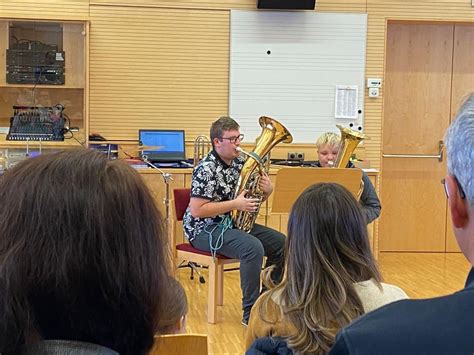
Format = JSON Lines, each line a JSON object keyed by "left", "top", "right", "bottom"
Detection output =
{"left": 90, "top": 0, "right": 255, "bottom": 9}
{"left": 380, "top": 158, "right": 447, "bottom": 252}
{"left": 90, "top": 0, "right": 367, "bottom": 12}
{"left": 317, "top": 0, "right": 367, "bottom": 12}
{"left": 89, "top": 5, "right": 229, "bottom": 141}
{"left": 0, "top": 0, "right": 89, "bottom": 20}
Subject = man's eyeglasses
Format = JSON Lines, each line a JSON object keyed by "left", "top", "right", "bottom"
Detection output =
{"left": 220, "top": 134, "right": 244, "bottom": 143}
{"left": 441, "top": 177, "right": 466, "bottom": 199}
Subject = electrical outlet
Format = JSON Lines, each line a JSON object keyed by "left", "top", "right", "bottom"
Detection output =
{"left": 288, "top": 152, "right": 304, "bottom": 161}
{"left": 368, "top": 87, "right": 379, "bottom": 98}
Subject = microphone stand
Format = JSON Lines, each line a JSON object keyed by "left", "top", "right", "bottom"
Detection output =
{"left": 141, "top": 155, "right": 174, "bottom": 260}
{"left": 142, "top": 156, "right": 205, "bottom": 283}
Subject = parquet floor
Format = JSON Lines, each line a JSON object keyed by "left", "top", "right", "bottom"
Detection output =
{"left": 176, "top": 252, "right": 471, "bottom": 354}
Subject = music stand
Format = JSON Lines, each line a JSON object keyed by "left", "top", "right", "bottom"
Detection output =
{"left": 271, "top": 167, "right": 362, "bottom": 214}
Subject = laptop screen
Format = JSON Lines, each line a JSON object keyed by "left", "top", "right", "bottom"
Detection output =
{"left": 138, "top": 129, "right": 186, "bottom": 162}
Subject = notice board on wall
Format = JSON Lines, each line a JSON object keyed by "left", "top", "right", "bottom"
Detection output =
{"left": 229, "top": 10, "right": 367, "bottom": 143}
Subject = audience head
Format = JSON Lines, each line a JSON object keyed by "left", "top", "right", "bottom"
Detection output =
{"left": 444, "top": 93, "right": 474, "bottom": 265}
{"left": 264, "top": 183, "right": 380, "bottom": 353}
{"left": 0, "top": 149, "right": 171, "bottom": 355}
{"left": 316, "top": 132, "right": 341, "bottom": 167}
{"left": 156, "top": 278, "right": 188, "bottom": 334}
{"left": 286, "top": 183, "right": 380, "bottom": 287}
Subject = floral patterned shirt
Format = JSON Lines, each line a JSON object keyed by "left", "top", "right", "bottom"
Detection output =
{"left": 183, "top": 150, "right": 245, "bottom": 241}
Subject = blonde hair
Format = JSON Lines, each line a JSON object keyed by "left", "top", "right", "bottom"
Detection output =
{"left": 316, "top": 132, "right": 340, "bottom": 150}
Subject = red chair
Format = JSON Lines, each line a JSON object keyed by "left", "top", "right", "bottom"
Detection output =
{"left": 173, "top": 188, "right": 205, "bottom": 283}
{"left": 173, "top": 188, "right": 239, "bottom": 324}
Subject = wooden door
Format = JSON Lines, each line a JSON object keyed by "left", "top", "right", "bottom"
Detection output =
{"left": 446, "top": 24, "right": 474, "bottom": 252}
{"left": 380, "top": 23, "right": 453, "bottom": 251}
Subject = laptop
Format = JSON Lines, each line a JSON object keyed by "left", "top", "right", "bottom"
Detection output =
{"left": 138, "top": 129, "right": 186, "bottom": 163}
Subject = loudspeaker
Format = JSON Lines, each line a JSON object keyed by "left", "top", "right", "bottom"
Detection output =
{"left": 257, "top": 0, "right": 315, "bottom": 10}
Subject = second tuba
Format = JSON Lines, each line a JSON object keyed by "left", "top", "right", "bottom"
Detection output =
{"left": 333, "top": 124, "right": 367, "bottom": 168}
{"left": 232, "top": 116, "right": 293, "bottom": 233}
{"left": 332, "top": 124, "right": 367, "bottom": 199}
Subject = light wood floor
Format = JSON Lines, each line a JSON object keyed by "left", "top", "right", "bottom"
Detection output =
{"left": 177, "top": 252, "right": 471, "bottom": 355}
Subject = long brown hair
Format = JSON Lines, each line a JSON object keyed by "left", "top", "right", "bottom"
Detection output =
{"left": 0, "top": 149, "right": 171, "bottom": 354}
{"left": 261, "top": 183, "right": 381, "bottom": 354}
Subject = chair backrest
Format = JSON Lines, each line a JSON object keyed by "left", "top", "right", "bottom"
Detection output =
{"left": 150, "top": 334, "right": 208, "bottom": 355}
{"left": 173, "top": 188, "right": 191, "bottom": 221}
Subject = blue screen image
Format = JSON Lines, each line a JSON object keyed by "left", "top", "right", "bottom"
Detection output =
{"left": 139, "top": 130, "right": 185, "bottom": 161}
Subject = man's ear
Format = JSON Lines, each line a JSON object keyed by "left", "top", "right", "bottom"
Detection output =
{"left": 446, "top": 175, "right": 469, "bottom": 228}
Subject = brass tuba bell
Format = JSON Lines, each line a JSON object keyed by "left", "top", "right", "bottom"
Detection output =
{"left": 332, "top": 124, "right": 367, "bottom": 199}
{"left": 333, "top": 124, "right": 367, "bottom": 168}
{"left": 232, "top": 116, "right": 293, "bottom": 233}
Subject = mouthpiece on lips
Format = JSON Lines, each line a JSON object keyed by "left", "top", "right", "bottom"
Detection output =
{"left": 328, "top": 160, "right": 334, "bottom": 167}
{"left": 236, "top": 147, "right": 263, "bottom": 164}
{"left": 236, "top": 147, "right": 247, "bottom": 156}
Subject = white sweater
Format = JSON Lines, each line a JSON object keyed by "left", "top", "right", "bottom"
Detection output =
{"left": 354, "top": 279, "right": 409, "bottom": 313}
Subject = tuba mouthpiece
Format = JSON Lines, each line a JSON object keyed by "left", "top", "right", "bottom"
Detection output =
{"left": 236, "top": 147, "right": 259, "bottom": 162}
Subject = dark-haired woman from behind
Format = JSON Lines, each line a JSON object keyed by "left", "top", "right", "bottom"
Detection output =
{"left": 0, "top": 149, "right": 175, "bottom": 355}
{"left": 246, "top": 183, "right": 408, "bottom": 354}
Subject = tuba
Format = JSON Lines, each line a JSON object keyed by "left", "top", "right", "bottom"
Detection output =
{"left": 232, "top": 116, "right": 293, "bottom": 233}
{"left": 333, "top": 124, "right": 367, "bottom": 168}
{"left": 332, "top": 124, "right": 367, "bottom": 198}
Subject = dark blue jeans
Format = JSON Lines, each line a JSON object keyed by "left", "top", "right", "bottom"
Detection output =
{"left": 190, "top": 223, "right": 285, "bottom": 320}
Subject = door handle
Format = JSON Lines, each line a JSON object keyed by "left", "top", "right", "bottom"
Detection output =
{"left": 382, "top": 140, "right": 444, "bottom": 162}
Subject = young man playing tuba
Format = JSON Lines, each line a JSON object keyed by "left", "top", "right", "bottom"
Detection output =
{"left": 183, "top": 116, "right": 285, "bottom": 326}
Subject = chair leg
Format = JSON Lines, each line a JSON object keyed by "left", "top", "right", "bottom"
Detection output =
{"left": 217, "top": 263, "right": 224, "bottom": 306}
{"left": 207, "top": 262, "right": 218, "bottom": 324}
